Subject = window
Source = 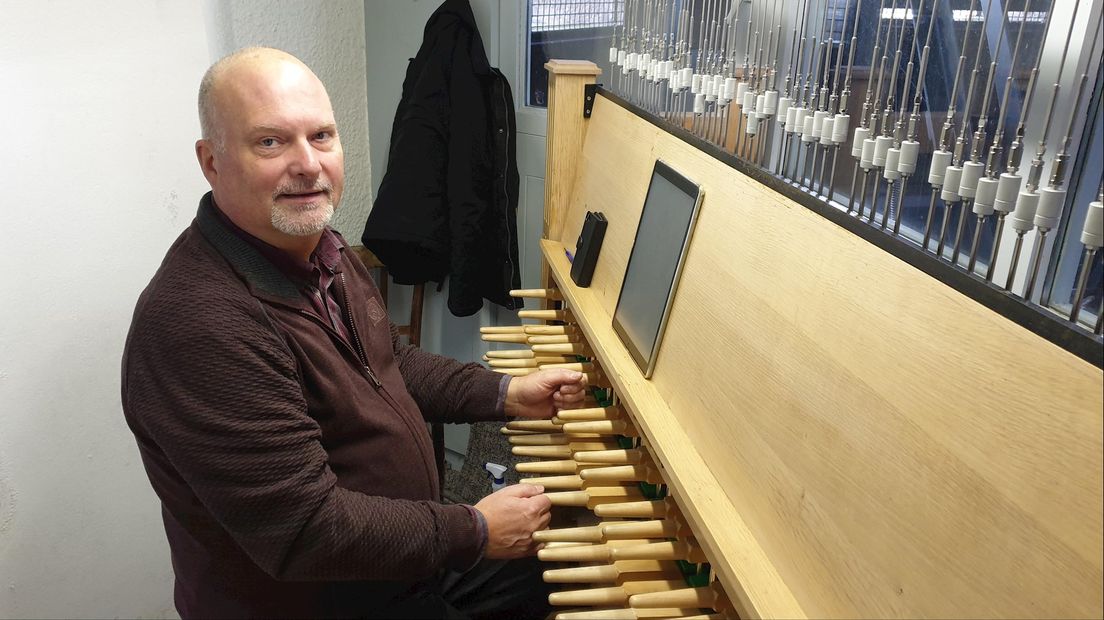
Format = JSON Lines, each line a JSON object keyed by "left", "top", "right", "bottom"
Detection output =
{"left": 526, "top": 0, "right": 625, "bottom": 107}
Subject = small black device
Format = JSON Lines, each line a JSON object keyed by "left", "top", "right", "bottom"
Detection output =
{"left": 570, "top": 211, "right": 607, "bottom": 287}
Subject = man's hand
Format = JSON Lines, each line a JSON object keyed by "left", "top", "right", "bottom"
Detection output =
{"left": 504, "top": 369, "right": 588, "bottom": 419}
{"left": 474, "top": 484, "right": 552, "bottom": 559}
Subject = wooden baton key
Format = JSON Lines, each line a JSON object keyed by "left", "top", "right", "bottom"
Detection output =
{"left": 518, "top": 309, "right": 573, "bottom": 322}
{"left": 543, "top": 559, "right": 679, "bottom": 584}
{"left": 548, "top": 577, "right": 689, "bottom": 607}
{"left": 628, "top": 581, "right": 732, "bottom": 615}
{"left": 509, "top": 288, "right": 562, "bottom": 300}
{"left": 609, "top": 539, "right": 709, "bottom": 563}
{"left": 554, "top": 406, "right": 622, "bottom": 422}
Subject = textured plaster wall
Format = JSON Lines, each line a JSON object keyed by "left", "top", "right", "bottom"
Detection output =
{"left": 0, "top": 2, "right": 210, "bottom": 617}
{"left": 0, "top": 1, "right": 372, "bottom": 617}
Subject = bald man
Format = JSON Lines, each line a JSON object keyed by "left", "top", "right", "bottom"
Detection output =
{"left": 122, "top": 47, "right": 584, "bottom": 619}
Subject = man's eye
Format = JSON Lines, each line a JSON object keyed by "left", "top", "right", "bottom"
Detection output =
{"left": 259, "top": 137, "right": 278, "bottom": 147}
{"left": 314, "top": 131, "right": 332, "bottom": 141}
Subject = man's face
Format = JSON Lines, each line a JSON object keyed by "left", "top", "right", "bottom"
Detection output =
{"left": 199, "top": 58, "right": 344, "bottom": 245}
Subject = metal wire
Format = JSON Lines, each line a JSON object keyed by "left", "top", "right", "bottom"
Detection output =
{"left": 531, "top": 0, "right": 626, "bottom": 32}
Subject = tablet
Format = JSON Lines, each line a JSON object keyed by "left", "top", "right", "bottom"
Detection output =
{"left": 612, "top": 160, "right": 704, "bottom": 378}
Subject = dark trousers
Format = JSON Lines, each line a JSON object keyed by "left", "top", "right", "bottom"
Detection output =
{"left": 375, "top": 556, "right": 554, "bottom": 620}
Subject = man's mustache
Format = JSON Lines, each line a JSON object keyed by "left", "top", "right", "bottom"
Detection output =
{"left": 274, "top": 182, "right": 333, "bottom": 198}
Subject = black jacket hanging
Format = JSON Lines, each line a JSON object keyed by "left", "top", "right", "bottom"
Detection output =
{"left": 362, "top": 0, "right": 522, "bottom": 317}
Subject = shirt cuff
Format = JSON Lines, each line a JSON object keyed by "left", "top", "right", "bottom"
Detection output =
{"left": 496, "top": 374, "right": 511, "bottom": 419}
{"left": 462, "top": 504, "right": 489, "bottom": 570}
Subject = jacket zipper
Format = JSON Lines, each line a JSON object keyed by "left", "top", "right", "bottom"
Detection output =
{"left": 498, "top": 80, "right": 518, "bottom": 302}
{"left": 336, "top": 272, "right": 383, "bottom": 388}
{"left": 334, "top": 271, "right": 440, "bottom": 491}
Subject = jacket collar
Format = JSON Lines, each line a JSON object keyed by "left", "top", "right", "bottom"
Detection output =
{"left": 426, "top": 0, "right": 492, "bottom": 76}
{"left": 195, "top": 192, "right": 305, "bottom": 303}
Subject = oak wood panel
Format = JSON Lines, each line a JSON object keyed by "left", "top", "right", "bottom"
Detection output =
{"left": 542, "top": 239, "right": 806, "bottom": 620}
{"left": 546, "top": 93, "right": 1103, "bottom": 618}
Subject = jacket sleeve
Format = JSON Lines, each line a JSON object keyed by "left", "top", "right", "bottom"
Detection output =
{"left": 390, "top": 322, "right": 505, "bottom": 424}
{"left": 122, "top": 295, "right": 482, "bottom": 582}
{"left": 445, "top": 28, "right": 494, "bottom": 317}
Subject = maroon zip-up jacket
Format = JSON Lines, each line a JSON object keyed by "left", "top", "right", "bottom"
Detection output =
{"left": 122, "top": 193, "right": 503, "bottom": 618}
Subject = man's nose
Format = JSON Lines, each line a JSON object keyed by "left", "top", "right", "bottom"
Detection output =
{"left": 288, "top": 138, "right": 322, "bottom": 177}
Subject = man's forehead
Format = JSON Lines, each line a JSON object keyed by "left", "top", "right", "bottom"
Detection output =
{"left": 215, "top": 59, "right": 335, "bottom": 126}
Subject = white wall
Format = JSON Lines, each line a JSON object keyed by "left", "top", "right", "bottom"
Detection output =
{"left": 0, "top": 3, "right": 209, "bottom": 617}
{"left": 0, "top": 1, "right": 372, "bottom": 617}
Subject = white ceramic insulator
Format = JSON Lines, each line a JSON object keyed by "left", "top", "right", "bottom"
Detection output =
{"left": 873, "top": 135, "right": 893, "bottom": 167}
{"left": 1034, "top": 187, "right": 1066, "bottom": 230}
{"left": 610, "top": 47, "right": 618, "bottom": 63}
{"left": 693, "top": 93, "right": 705, "bottom": 114}
{"left": 802, "top": 116, "right": 816, "bottom": 141}
{"left": 618, "top": 50, "right": 627, "bottom": 67}
{"left": 928, "top": 149, "right": 952, "bottom": 186}
{"left": 746, "top": 113, "right": 761, "bottom": 135}
{"left": 664, "top": 61, "right": 674, "bottom": 79}
{"left": 994, "top": 173, "right": 1022, "bottom": 214}
{"left": 777, "top": 97, "right": 793, "bottom": 125}
{"left": 852, "top": 126, "right": 870, "bottom": 157}
{"left": 1009, "top": 190, "right": 1039, "bottom": 233}
{"left": 793, "top": 107, "right": 808, "bottom": 135}
{"left": 735, "top": 81, "right": 748, "bottom": 103}
{"left": 820, "top": 117, "right": 835, "bottom": 144}
{"left": 786, "top": 105, "right": 799, "bottom": 132}
{"left": 641, "top": 53, "right": 651, "bottom": 69}
{"left": 626, "top": 52, "right": 637, "bottom": 71}
{"left": 883, "top": 148, "right": 901, "bottom": 180}
{"left": 755, "top": 93, "right": 766, "bottom": 116}
{"left": 941, "top": 166, "right": 963, "bottom": 202}
{"left": 860, "top": 138, "right": 877, "bottom": 169}
{"left": 974, "top": 177, "right": 999, "bottom": 215}
{"left": 898, "top": 140, "right": 920, "bottom": 175}
{"left": 958, "top": 161, "right": 985, "bottom": 199}
{"left": 832, "top": 114, "right": 850, "bottom": 143}
{"left": 743, "top": 90, "right": 756, "bottom": 112}
{"left": 1081, "top": 200, "right": 1104, "bottom": 248}
{"left": 811, "top": 110, "right": 827, "bottom": 139}
{"left": 680, "top": 68, "right": 692, "bottom": 90}
{"left": 713, "top": 75, "right": 723, "bottom": 96}
{"left": 764, "top": 90, "right": 779, "bottom": 115}
{"left": 723, "top": 78, "right": 737, "bottom": 101}
{"left": 649, "top": 60, "right": 658, "bottom": 80}
{"left": 691, "top": 73, "right": 702, "bottom": 94}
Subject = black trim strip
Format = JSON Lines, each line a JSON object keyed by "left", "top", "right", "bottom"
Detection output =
{"left": 594, "top": 87, "right": 1104, "bottom": 369}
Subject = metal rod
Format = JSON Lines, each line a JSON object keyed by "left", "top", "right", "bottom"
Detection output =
{"left": 893, "top": 0, "right": 941, "bottom": 236}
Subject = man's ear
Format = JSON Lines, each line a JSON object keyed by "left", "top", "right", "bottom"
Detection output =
{"left": 195, "top": 139, "right": 218, "bottom": 186}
